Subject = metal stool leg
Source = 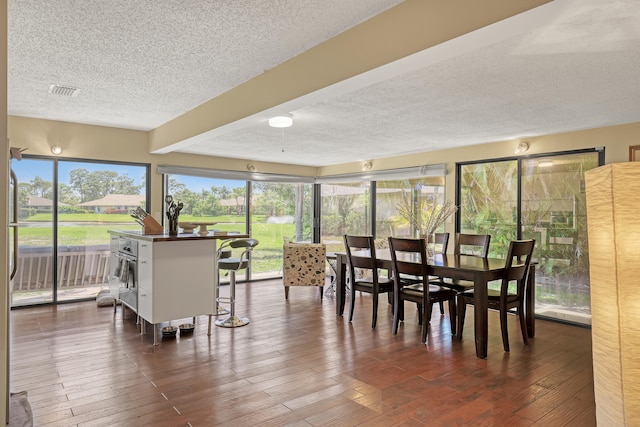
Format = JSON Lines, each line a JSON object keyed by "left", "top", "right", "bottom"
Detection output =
{"left": 213, "top": 271, "right": 230, "bottom": 316}
{"left": 215, "top": 270, "right": 250, "bottom": 328}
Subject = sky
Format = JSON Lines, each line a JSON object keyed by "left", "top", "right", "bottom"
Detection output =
{"left": 11, "top": 157, "right": 244, "bottom": 193}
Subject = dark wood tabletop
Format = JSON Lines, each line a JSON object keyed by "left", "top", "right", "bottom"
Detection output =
{"left": 332, "top": 250, "right": 536, "bottom": 359}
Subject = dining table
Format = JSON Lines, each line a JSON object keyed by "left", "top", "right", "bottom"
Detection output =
{"left": 332, "top": 250, "right": 536, "bottom": 359}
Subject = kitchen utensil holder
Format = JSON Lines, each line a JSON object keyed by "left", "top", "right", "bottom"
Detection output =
{"left": 168, "top": 218, "right": 178, "bottom": 236}
{"left": 142, "top": 215, "right": 164, "bottom": 235}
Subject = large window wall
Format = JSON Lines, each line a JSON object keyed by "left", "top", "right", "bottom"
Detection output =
{"left": 457, "top": 149, "right": 603, "bottom": 325}
{"left": 163, "top": 171, "right": 314, "bottom": 281}
{"left": 320, "top": 174, "right": 446, "bottom": 252}
{"left": 10, "top": 156, "right": 149, "bottom": 307}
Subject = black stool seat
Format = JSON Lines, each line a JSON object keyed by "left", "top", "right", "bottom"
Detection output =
{"left": 218, "top": 258, "right": 248, "bottom": 271}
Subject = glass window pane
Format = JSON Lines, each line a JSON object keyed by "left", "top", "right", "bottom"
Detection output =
{"left": 11, "top": 158, "right": 55, "bottom": 306}
{"left": 250, "top": 182, "right": 313, "bottom": 279}
{"left": 459, "top": 160, "right": 518, "bottom": 257}
{"left": 57, "top": 161, "right": 147, "bottom": 302}
{"left": 375, "top": 177, "right": 446, "bottom": 241}
{"left": 320, "top": 182, "right": 371, "bottom": 253}
{"left": 521, "top": 152, "right": 599, "bottom": 325}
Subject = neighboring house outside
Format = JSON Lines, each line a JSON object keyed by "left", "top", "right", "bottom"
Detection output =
{"left": 27, "top": 195, "right": 56, "bottom": 211}
{"left": 26, "top": 195, "right": 69, "bottom": 212}
{"left": 220, "top": 196, "right": 247, "bottom": 215}
{"left": 78, "top": 194, "right": 145, "bottom": 213}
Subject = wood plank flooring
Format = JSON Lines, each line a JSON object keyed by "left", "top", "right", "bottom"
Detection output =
{"left": 9, "top": 279, "right": 595, "bottom": 426}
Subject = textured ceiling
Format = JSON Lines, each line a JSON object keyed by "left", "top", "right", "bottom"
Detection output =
{"left": 8, "top": 0, "right": 640, "bottom": 167}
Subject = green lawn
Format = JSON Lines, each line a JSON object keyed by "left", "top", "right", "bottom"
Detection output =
{"left": 19, "top": 213, "right": 297, "bottom": 275}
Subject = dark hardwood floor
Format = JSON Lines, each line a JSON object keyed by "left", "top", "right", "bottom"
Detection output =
{"left": 9, "top": 279, "right": 595, "bottom": 426}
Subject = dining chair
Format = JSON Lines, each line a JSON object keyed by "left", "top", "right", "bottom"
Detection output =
{"left": 344, "top": 235, "right": 393, "bottom": 328}
{"left": 434, "top": 233, "right": 491, "bottom": 293}
{"left": 456, "top": 239, "right": 535, "bottom": 352}
{"left": 388, "top": 237, "right": 457, "bottom": 343}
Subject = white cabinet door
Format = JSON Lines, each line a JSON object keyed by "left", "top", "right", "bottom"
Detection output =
{"left": 150, "top": 240, "right": 215, "bottom": 322}
{"left": 133, "top": 238, "right": 216, "bottom": 325}
{"left": 108, "top": 235, "right": 120, "bottom": 299}
{"left": 137, "top": 240, "right": 153, "bottom": 320}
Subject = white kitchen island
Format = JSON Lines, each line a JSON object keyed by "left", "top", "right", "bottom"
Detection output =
{"left": 109, "top": 230, "right": 248, "bottom": 344}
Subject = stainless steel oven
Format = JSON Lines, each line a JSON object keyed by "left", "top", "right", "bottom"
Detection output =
{"left": 112, "top": 237, "right": 138, "bottom": 311}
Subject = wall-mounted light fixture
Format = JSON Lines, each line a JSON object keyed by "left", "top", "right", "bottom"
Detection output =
{"left": 362, "top": 161, "right": 373, "bottom": 171}
{"left": 268, "top": 114, "right": 293, "bottom": 128}
{"left": 247, "top": 164, "right": 256, "bottom": 172}
{"left": 514, "top": 141, "right": 529, "bottom": 154}
{"left": 50, "top": 145, "right": 63, "bottom": 155}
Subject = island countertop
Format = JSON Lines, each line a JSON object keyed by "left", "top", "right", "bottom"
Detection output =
{"left": 108, "top": 230, "right": 249, "bottom": 242}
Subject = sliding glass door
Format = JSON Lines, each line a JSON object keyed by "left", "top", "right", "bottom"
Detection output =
{"left": 251, "top": 182, "right": 313, "bottom": 278}
{"left": 10, "top": 157, "right": 148, "bottom": 306}
{"left": 520, "top": 152, "right": 599, "bottom": 325}
{"left": 10, "top": 158, "right": 55, "bottom": 305}
{"left": 458, "top": 149, "right": 602, "bottom": 325}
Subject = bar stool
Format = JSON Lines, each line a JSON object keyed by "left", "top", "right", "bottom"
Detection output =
{"left": 213, "top": 247, "right": 232, "bottom": 316}
{"left": 208, "top": 238, "right": 259, "bottom": 330}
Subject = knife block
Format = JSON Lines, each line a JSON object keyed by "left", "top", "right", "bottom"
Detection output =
{"left": 142, "top": 215, "right": 164, "bottom": 235}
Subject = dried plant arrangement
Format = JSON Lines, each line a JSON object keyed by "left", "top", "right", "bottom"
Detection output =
{"left": 396, "top": 196, "right": 458, "bottom": 238}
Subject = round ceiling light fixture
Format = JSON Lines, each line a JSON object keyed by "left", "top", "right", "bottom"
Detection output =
{"left": 268, "top": 114, "right": 293, "bottom": 128}
{"left": 50, "top": 145, "right": 63, "bottom": 155}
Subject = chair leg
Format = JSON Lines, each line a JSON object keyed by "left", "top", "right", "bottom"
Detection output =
{"left": 448, "top": 298, "right": 457, "bottom": 335}
{"left": 420, "top": 304, "right": 429, "bottom": 343}
{"left": 456, "top": 295, "right": 466, "bottom": 339}
{"left": 393, "top": 297, "right": 403, "bottom": 335}
{"left": 372, "top": 292, "right": 379, "bottom": 328}
{"left": 349, "top": 286, "right": 356, "bottom": 323}
{"left": 518, "top": 306, "right": 529, "bottom": 345}
{"left": 320, "top": 286, "right": 324, "bottom": 301}
{"left": 439, "top": 301, "right": 445, "bottom": 315}
{"left": 417, "top": 304, "right": 423, "bottom": 325}
{"left": 500, "top": 307, "right": 510, "bottom": 352}
{"left": 426, "top": 303, "right": 433, "bottom": 324}
{"left": 284, "top": 286, "right": 289, "bottom": 300}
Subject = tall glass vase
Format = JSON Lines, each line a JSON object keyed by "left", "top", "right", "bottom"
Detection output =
{"left": 421, "top": 232, "right": 436, "bottom": 259}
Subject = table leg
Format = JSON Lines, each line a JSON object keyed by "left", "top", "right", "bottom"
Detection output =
{"left": 525, "top": 264, "right": 536, "bottom": 338}
{"left": 473, "top": 272, "right": 488, "bottom": 359}
{"left": 335, "top": 253, "right": 347, "bottom": 316}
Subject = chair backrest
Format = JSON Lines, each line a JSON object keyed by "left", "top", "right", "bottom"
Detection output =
{"left": 387, "top": 237, "right": 432, "bottom": 285}
{"left": 344, "top": 235, "right": 379, "bottom": 283}
{"left": 219, "top": 238, "right": 259, "bottom": 264}
{"left": 429, "top": 232, "right": 449, "bottom": 254}
{"left": 454, "top": 233, "right": 490, "bottom": 257}
{"left": 501, "top": 239, "right": 535, "bottom": 298}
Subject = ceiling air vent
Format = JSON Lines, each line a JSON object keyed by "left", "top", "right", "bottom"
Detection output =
{"left": 48, "top": 84, "right": 80, "bottom": 97}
